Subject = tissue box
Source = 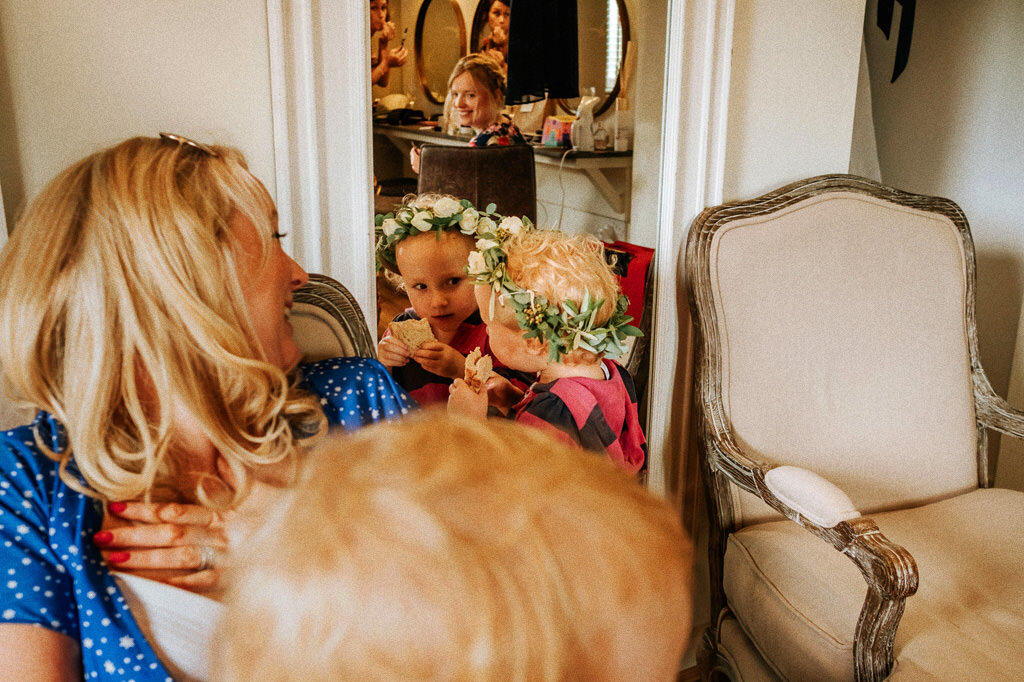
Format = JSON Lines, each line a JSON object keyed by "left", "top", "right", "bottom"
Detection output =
{"left": 541, "top": 115, "right": 574, "bottom": 148}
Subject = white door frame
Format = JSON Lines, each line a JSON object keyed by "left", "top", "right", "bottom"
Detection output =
{"left": 266, "top": 0, "right": 377, "bottom": 333}
{"left": 267, "top": 0, "right": 735, "bottom": 497}
{"left": 645, "top": 0, "right": 734, "bottom": 496}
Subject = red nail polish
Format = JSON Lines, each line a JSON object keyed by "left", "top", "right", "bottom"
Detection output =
{"left": 107, "top": 552, "right": 130, "bottom": 564}
{"left": 93, "top": 531, "right": 113, "bottom": 545}
{"left": 108, "top": 501, "right": 127, "bottom": 514}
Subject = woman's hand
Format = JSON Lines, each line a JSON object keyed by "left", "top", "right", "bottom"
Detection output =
{"left": 447, "top": 378, "right": 489, "bottom": 420}
{"left": 484, "top": 373, "right": 524, "bottom": 412}
{"left": 96, "top": 501, "right": 229, "bottom": 593}
{"left": 377, "top": 335, "right": 411, "bottom": 367}
{"left": 386, "top": 45, "right": 408, "bottom": 68}
{"left": 414, "top": 341, "right": 465, "bottom": 379}
{"left": 380, "top": 19, "right": 398, "bottom": 42}
{"left": 409, "top": 145, "right": 421, "bottom": 174}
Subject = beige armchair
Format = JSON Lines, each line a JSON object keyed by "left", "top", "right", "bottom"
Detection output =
{"left": 292, "top": 273, "right": 377, "bottom": 360}
{"left": 685, "top": 174, "right": 1024, "bottom": 680}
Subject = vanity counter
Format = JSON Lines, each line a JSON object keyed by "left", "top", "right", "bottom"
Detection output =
{"left": 373, "top": 122, "right": 634, "bottom": 216}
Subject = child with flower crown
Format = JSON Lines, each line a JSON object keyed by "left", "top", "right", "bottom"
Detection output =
{"left": 375, "top": 194, "right": 533, "bottom": 407}
{"left": 448, "top": 227, "right": 647, "bottom": 474}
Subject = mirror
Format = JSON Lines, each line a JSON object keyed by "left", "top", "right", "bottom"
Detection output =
{"left": 469, "top": 0, "right": 510, "bottom": 72}
{"left": 469, "top": 0, "right": 629, "bottom": 118}
{"left": 554, "top": 0, "right": 629, "bottom": 117}
{"left": 414, "top": 0, "right": 467, "bottom": 105}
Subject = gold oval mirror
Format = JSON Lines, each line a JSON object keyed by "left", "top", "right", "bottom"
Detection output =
{"left": 554, "top": 0, "right": 630, "bottom": 117}
{"left": 414, "top": 0, "right": 467, "bottom": 105}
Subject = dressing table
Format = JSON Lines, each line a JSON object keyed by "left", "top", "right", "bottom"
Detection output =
{"left": 373, "top": 121, "right": 633, "bottom": 218}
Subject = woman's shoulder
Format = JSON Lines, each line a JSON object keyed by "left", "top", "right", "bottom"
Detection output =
{"left": 0, "top": 414, "right": 62, "bottom": 482}
{"left": 300, "top": 356, "right": 397, "bottom": 390}
{"left": 471, "top": 118, "right": 527, "bottom": 148}
{"left": 300, "top": 357, "right": 416, "bottom": 429}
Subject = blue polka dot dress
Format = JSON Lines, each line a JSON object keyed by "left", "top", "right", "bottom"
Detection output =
{"left": 300, "top": 357, "right": 415, "bottom": 429}
{"left": 0, "top": 357, "right": 414, "bottom": 679}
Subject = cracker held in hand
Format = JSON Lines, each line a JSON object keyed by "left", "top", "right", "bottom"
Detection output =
{"left": 389, "top": 318, "right": 435, "bottom": 352}
{"left": 464, "top": 347, "right": 494, "bottom": 392}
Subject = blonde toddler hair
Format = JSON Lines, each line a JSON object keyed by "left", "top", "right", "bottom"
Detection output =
{"left": 502, "top": 229, "right": 622, "bottom": 365}
{"left": 0, "top": 135, "right": 324, "bottom": 504}
{"left": 214, "top": 413, "right": 693, "bottom": 681}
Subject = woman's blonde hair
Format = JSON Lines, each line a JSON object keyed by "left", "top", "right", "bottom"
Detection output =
{"left": 214, "top": 412, "right": 692, "bottom": 681}
{"left": 448, "top": 52, "right": 507, "bottom": 100}
{"left": 501, "top": 230, "right": 621, "bottom": 365}
{"left": 0, "top": 135, "right": 324, "bottom": 504}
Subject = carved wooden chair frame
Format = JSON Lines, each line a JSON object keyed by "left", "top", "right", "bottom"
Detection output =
{"left": 293, "top": 273, "right": 377, "bottom": 359}
{"left": 684, "top": 174, "right": 1024, "bottom": 681}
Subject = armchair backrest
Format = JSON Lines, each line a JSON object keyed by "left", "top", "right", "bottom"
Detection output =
{"left": 687, "top": 175, "right": 981, "bottom": 529}
{"left": 418, "top": 144, "right": 537, "bottom": 222}
{"left": 292, "top": 274, "right": 377, "bottom": 361}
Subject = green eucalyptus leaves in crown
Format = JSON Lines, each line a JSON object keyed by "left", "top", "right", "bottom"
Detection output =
{"left": 374, "top": 194, "right": 524, "bottom": 272}
{"left": 466, "top": 219, "right": 643, "bottom": 363}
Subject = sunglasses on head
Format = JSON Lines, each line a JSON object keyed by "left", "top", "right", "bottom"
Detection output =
{"left": 158, "top": 132, "right": 219, "bottom": 157}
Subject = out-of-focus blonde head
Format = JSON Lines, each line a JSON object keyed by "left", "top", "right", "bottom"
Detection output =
{"left": 500, "top": 229, "right": 621, "bottom": 365}
{"left": 0, "top": 135, "right": 324, "bottom": 504}
{"left": 214, "top": 412, "right": 693, "bottom": 681}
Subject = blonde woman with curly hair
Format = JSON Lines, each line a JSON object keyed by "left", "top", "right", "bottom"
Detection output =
{"left": 449, "top": 229, "right": 646, "bottom": 474}
{"left": 213, "top": 412, "right": 693, "bottom": 681}
{"left": 410, "top": 52, "right": 525, "bottom": 173}
{"left": 0, "top": 134, "right": 413, "bottom": 680}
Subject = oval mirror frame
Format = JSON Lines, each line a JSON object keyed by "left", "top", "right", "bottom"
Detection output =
{"left": 415, "top": 0, "right": 468, "bottom": 105}
{"left": 554, "top": 0, "right": 630, "bottom": 118}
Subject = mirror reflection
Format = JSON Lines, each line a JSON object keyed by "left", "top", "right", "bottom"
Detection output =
{"left": 370, "top": 0, "right": 409, "bottom": 88}
{"left": 554, "top": 0, "right": 629, "bottom": 117}
{"left": 470, "top": 0, "right": 510, "bottom": 73}
{"left": 414, "top": 0, "right": 467, "bottom": 104}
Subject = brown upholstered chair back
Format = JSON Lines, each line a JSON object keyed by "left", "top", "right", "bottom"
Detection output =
{"left": 417, "top": 144, "right": 537, "bottom": 222}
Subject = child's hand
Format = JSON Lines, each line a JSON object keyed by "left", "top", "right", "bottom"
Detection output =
{"left": 447, "top": 378, "right": 488, "bottom": 420}
{"left": 377, "top": 335, "right": 411, "bottom": 367}
{"left": 484, "top": 374, "right": 525, "bottom": 411}
{"left": 414, "top": 341, "right": 465, "bottom": 379}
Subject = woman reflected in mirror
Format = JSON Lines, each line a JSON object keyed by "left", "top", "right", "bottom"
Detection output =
{"left": 410, "top": 52, "right": 526, "bottom": 173}
{"left": 370, "top": 0, "right": 408, "bottom": 87}
{"left": 479, "top": 0, "right": 511, "bottom": 73}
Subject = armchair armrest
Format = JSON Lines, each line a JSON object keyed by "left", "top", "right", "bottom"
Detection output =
{"left": 975, "top": 383, "right": 1024, "bottom": 439}
{"left": 764, "top": 465, "right": 861, "bottom": 528}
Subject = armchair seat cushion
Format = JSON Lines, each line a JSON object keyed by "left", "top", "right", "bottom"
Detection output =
{"left": 724, "top": 487, "right": 1024, "bottom": 681}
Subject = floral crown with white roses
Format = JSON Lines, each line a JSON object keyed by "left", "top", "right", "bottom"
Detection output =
{"left": 467, "top": 221, "right": 642, "bottom": 363}
{"left": 374, "top": 194, "right": 517, "bottom": 272}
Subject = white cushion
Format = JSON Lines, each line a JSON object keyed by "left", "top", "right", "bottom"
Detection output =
{"left": 764, "top": 465, "right": 860, "bottom": 528}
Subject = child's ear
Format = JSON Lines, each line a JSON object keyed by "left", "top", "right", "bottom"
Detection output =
{"left": 523, "top": 336, "right": 548, "bottom": 357}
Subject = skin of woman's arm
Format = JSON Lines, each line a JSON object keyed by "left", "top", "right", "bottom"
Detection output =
{"left": 0, "top": 624, "right": 82, "bottom": 681}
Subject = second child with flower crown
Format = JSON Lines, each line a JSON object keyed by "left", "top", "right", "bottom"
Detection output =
{"left": 375, "top": 194, "right": 532, "bottom": 407}
{"left": 448, "top": 227, "right": 647, "bottom": 474}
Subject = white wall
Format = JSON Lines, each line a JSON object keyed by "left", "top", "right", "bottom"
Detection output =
{"left": 860, "top": 0, "right": 1024, "bottom": 484}
{"left": 723, "top": 0, "right": 865, "bottom": 201}
{"left": 0, "top": 0, "right": 275, "bottom": 228}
